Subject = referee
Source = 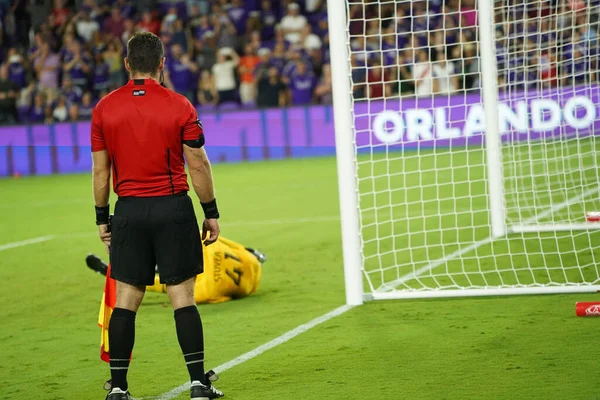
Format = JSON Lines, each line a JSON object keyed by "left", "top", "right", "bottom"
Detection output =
{"left": 91, "top": 32, "right": 223, "bottom": 400}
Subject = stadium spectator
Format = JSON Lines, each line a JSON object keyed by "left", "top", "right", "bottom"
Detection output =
{"left": 238, "top": 43, "right": 260, "bottom": 105}
{"left": 246, "top": 11, "right": 262, "bottom": 35}
{"left": 193, "top": 33, "right": 218, "bottom": 72}
{"left": 280, "top": 3, "right": 307, "bottom": 44}
{"left": 227, "top": 0, "right": 247, "bottom": 34}
{"left": 212, "top": 47, "right": 239, "bottom": 104}
{"left": 197, "top": 70, "right": 218, "bottom": 106}
{"left": 538, "top": 50, "right": 558, "bottom": 88}
{"left": 213, "top": 13, "right": 238, "bottom": 49}
{"left": 166, "top": 43, "right": 198, "bottom": 102}
{"left": 460, "top": 0, "right": 478, "bottom": 27}
{"left": 247, "top": 30, "right": 263, "bottom": 53}
{"left": 93, "top": 52, "right": 111, "bottom": 95}
{"left": 52, "top": 96, "right": 68, "bottom": 122}
{"left": 314, "top": 63, "right": 332, "bottom": 104}
{"left": 79, "top": 92, "right": 94, "bottom": 119}
{"left": 7, "top": 48, "right": 27, "bottom": 89}
{"left": 43, "top": 105, "right": 54, "bottom": 124}
{"left": 171, "top": 19, "right": 190, "bottom": 51}
{"left": 433, "top": 51, "right": 458, "bottom": 95}
{"left": 51, "top": 0, "right": 70, "bottom": 28}
{"left": 104, "top": 40, "right": 125, "bottom": 89}
{"left": 0, "top": 65, "right": 19, "bottom": 125}
{"left": 301, "top": 24, "right": 322, "bottom": 52}
{"left": 305, "top": 0, "right": 324, "bottom": 15}
{"left": 63, "top": 41, "right": 92, "bottom": 89}
{"left": 122, "top": 18, "right": 136, "bottom": 44}
{"left": 68, "top": 103, "right": 80, "bottom": 121}
{"left": 367, "top": 62, "right": 390, "bottom": 99}
{"left": 75, "top": 10, "right": 100, "bottom": 42}
{"left": 29, "top": 93, "right": 46, "bottom": 123}
{"left": 260, "top": 0, "right": 277, "bottom": 40}
{"left": 412, "top": 49, "right": 435, "bottom": 97}
{"left": 257, "top": 65, "right": 287, "bottom": 108}
{"left": 287, "top": 60, "right": 315, "bottom": 105}
{"left": 462, "top": 43, "right": 481, "bottom": 91}
{"left": 161, "top": 7, "right": 179, "bottom": 32}
{"left": 563, "top": 44, "right": 591, "bottom": 85}
{"left": 254, "top": 47, "right": 272, "bottom": 82}
{"left": 61, "top": 77, "right": 83, "bottom": 104}
{"left": 90, "top": 31, "right": 108, "bottom": 55}
{"left": 350, "top": 54, "right": 366, "bottom": 100}
{"left": 33, "top": 42, "right": 60, "bottom": 90}
{"left": 137, "top": 11, "right": 160, "bottom": 35}
{"left": 188, "top": 12, "right": 211, "bottom": 40}
{"left": 104, "top": 7, "right": 125, "bottom": 38}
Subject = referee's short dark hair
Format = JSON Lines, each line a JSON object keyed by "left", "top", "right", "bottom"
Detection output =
{"left": 126, "top": 32, "right": 164, "bottom": 75}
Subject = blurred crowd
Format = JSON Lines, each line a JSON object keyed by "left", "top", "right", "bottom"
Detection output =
{"left": 0, "top": 0, "right": 598, "bottom": 125}
{"left": 0, "top": 0, "right": 333, "bottom": 125}
{"left": 349, "top": 0, "right": 599, "bottom": 100}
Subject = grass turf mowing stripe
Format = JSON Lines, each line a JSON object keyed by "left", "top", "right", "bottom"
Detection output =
{"left": 151, "top": 305, "right": 356, "bottom": 400}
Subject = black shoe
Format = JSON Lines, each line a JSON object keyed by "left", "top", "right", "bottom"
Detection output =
{"left": 190, "top": 380, "right": 224, "bottom": 399}
{"left": 245, "top": 248, "right": 267, "bottom": 264}
{"left": 86, "top": 254, "right": 108, "bottom": 276}
{"left": 106, "top": 388, "right": 132, "bottom": 400}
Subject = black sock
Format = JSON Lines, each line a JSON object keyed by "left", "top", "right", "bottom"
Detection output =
{"left": 174, "top": 305, "right": 205, "bottom": 383}
{"left": 108, "top": 308, "right": 136, "bottom": 391}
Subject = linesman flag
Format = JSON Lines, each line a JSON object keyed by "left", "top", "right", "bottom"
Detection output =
{"left": 98, "top": 264, "right": 116, "bottom": 363}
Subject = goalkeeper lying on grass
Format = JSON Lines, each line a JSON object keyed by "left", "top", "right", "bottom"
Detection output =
{"left": 87, "top": 235, "right": 266, "bottom": 304}
{"left": 90, "top": 235, "right": 266, "bottom": 391}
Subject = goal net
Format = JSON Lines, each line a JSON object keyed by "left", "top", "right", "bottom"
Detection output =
{"left": 333, "top": 0, "right": 600, "bottom": 301}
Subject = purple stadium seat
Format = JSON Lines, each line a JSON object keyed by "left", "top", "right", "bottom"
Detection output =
{"left": 18, "top": 106, "right": 29, "bottom": 123}
{"left": 197, "top": 104, "right": 216, "bottom": 113}
{"left": 218, "top": 102, "right": 240, "bottom": 111}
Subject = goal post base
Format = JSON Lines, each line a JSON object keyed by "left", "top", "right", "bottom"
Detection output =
{"left": 509, "top": 223, "right": 600, "bottom": 233}
{"left": 370, "top": 285, "right": 600, "bottom": 301}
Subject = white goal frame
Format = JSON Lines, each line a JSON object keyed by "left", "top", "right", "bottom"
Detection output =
{"left": 327, "top": 0, "right": 600, "bottom": 305}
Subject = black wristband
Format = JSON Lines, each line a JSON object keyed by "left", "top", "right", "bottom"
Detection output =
{"left": 95, "top": 205, "right": 110, "bottom": 225}
{"left": 201, "top": 198, "right": 220, "bottom": 219}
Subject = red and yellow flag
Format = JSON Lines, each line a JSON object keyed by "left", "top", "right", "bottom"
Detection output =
{"left": 98, "top": 264, "right": 116, "bottom": 363}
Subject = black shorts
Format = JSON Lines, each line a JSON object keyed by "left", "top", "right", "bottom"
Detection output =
{"left": 109, "top": 192, "right": 203, "bottom": 286}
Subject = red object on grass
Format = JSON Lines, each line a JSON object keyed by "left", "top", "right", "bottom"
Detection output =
{"left": 586, "top": 212, "right": 600, "bottom": 222}
{"left": 576, "top": 302, "right": 600, "bottom": 316}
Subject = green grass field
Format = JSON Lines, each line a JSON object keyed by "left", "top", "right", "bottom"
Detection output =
{"left": 1, "top": 155, "right": 600, "bottom": 400}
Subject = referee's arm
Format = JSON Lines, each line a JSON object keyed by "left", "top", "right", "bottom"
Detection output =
{"left": 91, "top": 103, "right": 111, "bottom": 250}
{"left": 184, "top": 145, "right": 220, "bottom": 246}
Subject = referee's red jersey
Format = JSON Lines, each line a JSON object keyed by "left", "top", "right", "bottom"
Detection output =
{"left": 91, "top": 78, "right": 204, "bottom": 197}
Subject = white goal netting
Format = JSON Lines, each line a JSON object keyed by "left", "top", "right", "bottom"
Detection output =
{"left": 345, "top": 0, "right": 600, "bottom": 298}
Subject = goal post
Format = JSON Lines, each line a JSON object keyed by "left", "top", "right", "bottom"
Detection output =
{"left": 329, "top": 0, "right": 600, "bottom": 303}
{"left": 479, "top": 0, "right": 506, "bottom": 239}
{"left": 327, "top": 0, "right": 364, "bottom": 306}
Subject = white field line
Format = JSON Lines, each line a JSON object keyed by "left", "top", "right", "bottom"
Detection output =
{"left": 151, "top": 305, "right": 356, "bottom": 400}
{"left": 0, "top": 235, "right": 55, "bottom": 252}
{"left": 379, "top": 186, "right": 600, "bottom": 292}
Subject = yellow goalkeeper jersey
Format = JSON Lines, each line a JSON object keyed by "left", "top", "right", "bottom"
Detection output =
{"left": 149, "top": 236, "right": 262, "bottom": 304}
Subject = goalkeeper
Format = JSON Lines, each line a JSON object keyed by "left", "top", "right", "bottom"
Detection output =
{"left": 87, "top": 235, "right": 265, "bottom": 304}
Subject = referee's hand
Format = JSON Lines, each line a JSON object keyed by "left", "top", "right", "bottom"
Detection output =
{"left": 98, "top": 224, "right": 111, "bottom": 253}
{"left": 202, "top": 218, "right": 220, "bottom": 246}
